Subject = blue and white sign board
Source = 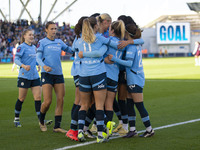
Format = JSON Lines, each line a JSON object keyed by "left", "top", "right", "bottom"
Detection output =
{"left": 156, "top": 23, "right": 190, "bottom": 44}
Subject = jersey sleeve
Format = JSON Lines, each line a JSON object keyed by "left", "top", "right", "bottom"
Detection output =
{"left": 60, "top": 40, "right": 73, "bottom": 54}
{"left": 14, "top": 55, "right": 22, "bottom": 67}
{"left": 111, "top": 56, "right": 133, "bottom": 67}
{"left": 133, "top": 38, "right": 144, "bottom": 45}
{"left": 15, "top": 45, "right": 24, "bottom": 57}
{"left": 83, "top": 45, "right": 107, "bottom": 57}
{"left": 36, "top": 52, "right": 45, "bottom": 67}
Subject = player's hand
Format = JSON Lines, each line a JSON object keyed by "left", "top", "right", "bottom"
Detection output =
{"left": 78, "top": 51, "right": 83, "bottom": 58}
{"left": 43, "top": 65, "right": 52, "bottom": 72}
{"left": 104, "top": 56, "right": 114, "bottom": 64}
{"left": 108, "top": 54, "right": 114, "bottom": 60}
{"left": 37, "top": 65, "right": 41, "bottom": 72}
{"left": 22, "top": 64, "right": 31, "bottom": 71}
{"left": 118, "top": 40, "right": 129, "bottom": 49}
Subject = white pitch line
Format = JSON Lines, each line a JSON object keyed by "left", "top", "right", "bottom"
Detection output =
{"left": 55, "top": 118, "right": 200, "bottom": 150}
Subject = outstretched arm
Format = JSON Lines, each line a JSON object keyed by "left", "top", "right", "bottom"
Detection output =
{"left": 118, "top": 39, "right": 144, "bottom": 49}
{"left": 79, "top": 45, "right": 108, "bottom": 58}
{"left": 108, "top": 54, "right": 133, "bottom": 67}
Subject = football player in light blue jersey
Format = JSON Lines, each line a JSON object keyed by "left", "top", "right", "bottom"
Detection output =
{"left": 36, "top": 21, "right": 72, "bottom": 133}
{"left": 74, "top": 17, "right": 108, "bottom": 143}
{"left": 13, "top": 29, "right": 48, "bottom": 127}
{"left": 103, "top": 20, "right": 126, "bottom": 134}
{"left": 109, "top": 24, "right": 154, "bottom": 138}
{"left": 112, "top": 15, "right": 145, "bottom": 135}
{"left": 66, "top": 16, "right": 88, "bottom": 141}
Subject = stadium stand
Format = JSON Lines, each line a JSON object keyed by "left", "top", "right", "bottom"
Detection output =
{"left": 0, "top": 19, "right": 75, "bottom": 63}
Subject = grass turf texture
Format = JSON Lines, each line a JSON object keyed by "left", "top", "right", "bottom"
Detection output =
{"left": 0, "top": 57, "right": 200, "bottom": 150}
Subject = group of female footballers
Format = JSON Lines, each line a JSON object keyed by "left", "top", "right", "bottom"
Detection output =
{"left": 13, "top": 13, "right": 154, "bottom": 144}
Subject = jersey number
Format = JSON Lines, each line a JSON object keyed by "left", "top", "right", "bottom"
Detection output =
{"left": 137, "top": 49, "right": 143, "bottom": 67}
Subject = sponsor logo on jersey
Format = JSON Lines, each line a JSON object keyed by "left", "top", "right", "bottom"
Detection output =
{"left": 127, "top": 52, "right": 133, "bottom": 55}
{"left": 17, "top": 47, "right": 21, "bottom": 52}
{"left": 98, "top": 84, "right": 105, "bottom": 88}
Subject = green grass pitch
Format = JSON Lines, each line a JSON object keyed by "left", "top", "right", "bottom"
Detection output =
{"left": 0, "top": 57, "right": 200, "bottom": 150}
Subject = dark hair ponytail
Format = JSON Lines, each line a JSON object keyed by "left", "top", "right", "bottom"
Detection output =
{"left": 126, "top": 24, "right": 141, "bottom": 39}
{"left": 75, "top": 16, "right": 88, "bottom": 38}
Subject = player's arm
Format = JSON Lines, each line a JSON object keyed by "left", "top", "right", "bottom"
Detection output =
{"left": 61, "top": 40, "right": 73, "bottom": 54}
{"left": 100, "top": 36, "right": 125, "bottom": 51}
{"left": 36, "top": 52, "right": 52, "bottom": 72}
{"left": 108, "top": 54, "right": 133, "bottom": 67}
{"left": 118, "top": 39, "right": 144, "bottom": 49}
{"left": 78, "top": 45, "right": 107, "bottom": 58}
{"left": 15, "top": 47, "right": 31, "bottom": 71}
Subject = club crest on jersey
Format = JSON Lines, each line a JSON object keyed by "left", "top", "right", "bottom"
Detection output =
{"left": 37, "top": 42, "right": 40, "bottom": 48}
{"left": 42, "top": 78, "right": 45, "bottom": 82}
{"left": 17, "top": 47, "right": 21, "bottom": 52}
{"left": 58, "top": 43, "right": 60, "bottom": 45}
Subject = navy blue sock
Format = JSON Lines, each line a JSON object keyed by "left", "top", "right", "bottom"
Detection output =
{"left": 15, "top": 99, "right": 23, "bottom": 118}
{"left": 54, "top": 116, "right": 62, "bottom": 129}
{"left": 40, "top": 112, "right": 46, "bottom": 125}
{"left": 127, "top": 98, "right": 136, "bottom": 127}
{"left": 118, "top": 99, "right": 128, "bottom": 124}
{"left": 90, "top": 103, "right": 96, "bottom": 125}
{"left": 96, "top": 110, "right": 104, "bottom": 132}
{"left": 135, "top": 102, "right": 151, "bottom": 128}
{"left": 71, "top": 103, "right": 77, "bottom": 118}
{"left": 34, "top": 100, "right": 41, "bottom": 119}
{"left": 104, "top": 110, "right": 113, "bottom": 125}
{"left": 113, "top": 98, "right": 122, "bottom": 120}
{"left": 78, "top": 110, "right": 86, "bottom": 130}
{"left": 85, "top": 107, "right": 95, "bottom": 127}
{"left": 70, "top": 105, "right": 80, "bottom": 130}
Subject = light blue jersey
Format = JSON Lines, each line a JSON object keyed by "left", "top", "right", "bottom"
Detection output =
{"left": 75, "top": 34, "right": 109, "bottom": 77}
{"left": 111, "top": 44, "right": 145, "bottom": 88}
{"left": 105, "top": 36, "right": 124, "bottom": 81}
{"left": 36, "top": 37, "right": 72, "bottom": 75}
{"left": 71, "top": 37, "right": 80, "bottom": 76}
{"left": 15, "top": 43, "right": 39, "bottom": 80}
{"left": 102, "top": 29, "right": 109, "bottom": 38}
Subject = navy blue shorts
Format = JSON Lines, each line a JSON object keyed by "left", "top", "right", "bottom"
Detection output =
{"left": 17, "top": 78, "right": 40, "bottom": 88}
{"left": 118, "top": 70, "right": 127, "bottom": 84}
{"left": 41, "top": 73, "right": 64, "bottom": 86}
{"left": 79, "top": 72, "right": 107, "bottom": 92}
{"left": 73, "top": 75, "right": 79, "bottom": 87}
{"left": 127, "top": 84, "right": 143, "bottom": 93}
{"left": 107, "top": 78, "right": 118, "bottom": 93}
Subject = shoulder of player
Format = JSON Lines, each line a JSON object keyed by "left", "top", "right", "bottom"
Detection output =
{"left": 126, "top": 45, "right": 137, "bottom": 52}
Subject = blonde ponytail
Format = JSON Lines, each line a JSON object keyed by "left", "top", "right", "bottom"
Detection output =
{"left": 118, "top": 20, "right": 125, "bottom": 40}
{"left": 82, "top": 18, "right": 96, "bottom": 44}
{"left": 111, "top": 20, "right": 125, "bottom": 40}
